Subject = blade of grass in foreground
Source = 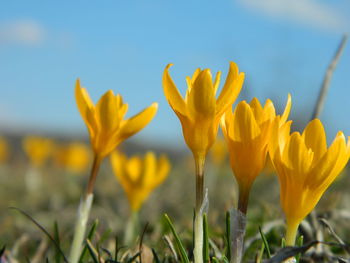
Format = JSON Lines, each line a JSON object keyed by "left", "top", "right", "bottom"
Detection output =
{"left": 225, "top": 211, "right": 231, "bottom": 261}
{"left": 78, "top": 219, "right": 99, "bottom": 263}
{"left": 164, "top": 214, "right": 190, "bottom": 263}
{"left": 9, "top": 207, "right": 68, "bottom": 263}
{"left": 203, "top": 213, "right": 209, "bottom": 263}
{"left": 259, "top": 226, "right": 271, "bottom": 258}
{"left": 53, "top": 221, "right": 61, "bottom": 263}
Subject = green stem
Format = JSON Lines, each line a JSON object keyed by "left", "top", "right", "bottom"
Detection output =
{"left": 194, "top": 156, "right": 205, "bottom": 263}
{"left": 69, "top": 193, "right": 94, "bottom": 263}
{"left": 238, "top": 182, "right": 252, "bottom": 215}
{"left": 285, "top": 219, "right": 300, "bottom": 246}
{"left": 124, "top": 210, "right": 139, "bottom": 245}
{"left": 86, "top": 155, "right": 103, "bottom": 196}
{"left": 69, "top": 154, "right": 102, "bottom": 263}
{"left": 230, "top": 181, "right": 252, "bottom": 263}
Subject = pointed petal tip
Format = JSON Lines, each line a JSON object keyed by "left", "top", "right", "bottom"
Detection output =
{"left": 165, "top": 63, "right": 174, "bottom": 70}
{"left": 75, "top": 78, "right": 81, "bottom": 89}
{"left": 150, "top": 102, "right": 158, "bottom": 110}
{"left": 229, "top": 61, "right": 238, "bottom": 70}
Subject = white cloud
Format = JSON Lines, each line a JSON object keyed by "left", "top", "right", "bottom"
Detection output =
{"left": 237, "top": 0, "right": 349, "bottom": 32}
{"left": 0, "top": 20, "right": 46, "bottom": 46}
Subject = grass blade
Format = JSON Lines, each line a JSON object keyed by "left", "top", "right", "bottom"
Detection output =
{"left": 114, "top": 236, "right": 119, "bottom": 261}
{"left": 126, "top": 252, "right": 141, "bottom": 263}
{"left": 164, "top": 214, "right": 190, "bottom": 263}
{"left": 9, "top": 207, "right": 68, "bottom": 263}
{"left": 86, "top": 239, "right": 99, "bottom": 263}
{"left": 266, "top": 241, "right": 318, "bottom": 263}
{"left": 295, "top": 235, "right": 304, "bottom": 263}
{"left": 259, "top": 226, "right": 271, "bottom": 258}
{"left": 225, "top": 211, "right": 231, "bottom": 261}
{"left": 79, "top": 219, "right": 99, "bottom": 263}
{"left": 203, "top": 213, "right": 209, "bottom": 263}
{"left": 53, "top": 221, "right": 62, "bottom": 263}
{"left": 152, "top": 248, "right": 161, "bottom": 263}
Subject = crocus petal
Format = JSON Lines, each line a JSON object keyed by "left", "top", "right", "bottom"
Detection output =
{"left": 262, "top": 100, "right": 276, "bottom": 122}
{"left": 155, "top": 155, "right": 171, "bottom": 186}
{"left": 231, "top": 101, "right": 260, "bottom": 141}
{"left": 216, "top": 62, "right": 245, "bottom": 117}
{"left": 280, "top": 94, "right": 291, "bottom": 124}
{"left": 96, "top": 90, "right": 119, "bottom": 132}
{"left": 309, "top": 132, "right": 348, "bottom": 189}
{"left": 302, "top": 119, "right": 327, "bottom": 162}
{"left": 213, "top": 71, "right": 221, "bottom": 95}
{"left": 187, "top": 69, "right": 216, "bottom": 119}
{"left": 118, "top": 103, "right": 158, "bottom": 142}
{"left": 249, "top": 98, "right": 263, "bottom": 123}
{"left": 163, "top": 64, "right": 187, "bottom": 116}
{"left": 110, "top": 151, "right": 127, "bottom": 185}
{"left": 282, "top": 132, "right": 313, "bottom": 178}
{"left": 126, "top": 156, "right": 142, "bottom": 182}
{"left": 75, "top": 79, "right": 98, "bottom": 135}
{"left": 142, "top": 152, "right": 156, "bottom": 186}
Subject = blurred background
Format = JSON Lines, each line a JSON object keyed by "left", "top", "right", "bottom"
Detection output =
{"left": 0, "top": 0, "right": 350, "bottom": 258}
{"left": 0, "top": 0, "right": 350, "bottom": 143}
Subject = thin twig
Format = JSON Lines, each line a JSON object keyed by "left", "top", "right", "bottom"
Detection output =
{"left": 311, "top": 34, "right": 348, "bottom": 120}
{"left": 308, "top": 34, "right": 348, "bottom": 258}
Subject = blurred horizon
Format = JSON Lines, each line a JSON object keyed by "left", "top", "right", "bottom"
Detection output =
{"left": 1, "top": 0, "right": 350, "bottom": 149}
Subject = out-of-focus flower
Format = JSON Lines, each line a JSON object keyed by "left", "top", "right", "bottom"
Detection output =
{"left": 221, "top": 95, "right": 291, "bottom": 213}
{"left": 272, "top": 119, "right": 350, "bottom": 245}
{"left": 0, "top": 136, "right": 9, "bottom": 163}
{"left": 110, "top": 151, "right": 170, "bottom": 212}
{"left": 55, "top": 142, "right": 91, "bottom": 174}
{"left": 209, "top": 136, "right": 227, "bottom": 166}
{"left": 22, "top": 136, "right": 54, "bottom": 167}
{"left": 75, "top": 79, "right": 158, "bottom": 159}
{"left": 163, "top": 62, "right": 244, "bottom": 161}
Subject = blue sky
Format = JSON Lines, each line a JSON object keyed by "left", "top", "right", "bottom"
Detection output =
{"left": 0, "top": 0, "right": 349, "bottom": 148}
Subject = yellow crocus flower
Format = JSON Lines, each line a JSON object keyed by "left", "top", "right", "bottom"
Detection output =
{"left": 272, "top": 119, "right": 350, "bottom": 245}
{"left": 75, "top": 79, "right": 158, "bottom": 159}
{"left": 221, "top": 95, "right": 291, "bottom": 213}
{"left": 163, "top": 62, "right": 244, "bottom": 263}
{"left": 22, "top": 136, "right": 54, "bottom": 167}
{"left": 110, "top": 151, "right": 170, "bottom": 212}
{"left": 70, "top": 80, "right": 158, "bottom": 262}
{"left": 55, "top": 142, "right": 91, "bottom": 174}
{"left": 163, "top": 62, "right": 244, "bottom": 160}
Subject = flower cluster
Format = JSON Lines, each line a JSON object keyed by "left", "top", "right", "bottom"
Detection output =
{"left": 70, "top": 61, "right": 349, "bottom": 263}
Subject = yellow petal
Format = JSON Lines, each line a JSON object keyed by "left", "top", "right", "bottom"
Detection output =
{"left": 156, "top": 155, "right": 171, "bottom": 186}
{"left": 249, "top": 98, "right": 263, "bottom": 122}
{"left": 75, "top": 79, "right": 98, "bottom": 135}
{"left": 118, "top": 103, "right": 158, "bottom": 142}
{"left": 187, "top": 69, "right": 216, "bottom": 118}
{"left": 302, "top": 119, "right": 327, "bottom": 162}
{"left": 213, "top": 71, "right": 221, "bottom": 95}
{"left": 126, "top": 156, "right": 142, "bottom": 182}
{"left": 216, "top": 61, "right": 245, "bottom": 118}
{"left": 231, "top": 101, "right": 260, "bottom": 141}
{"left": 110, "top": 151, "right": 126, "bottom": 183}
{"left": 280, "top": 94, "right": 292, "bottom": 124}
{"left": 309, "top": 131, "right": 348, "bottom": 189}
{"left": 262, "top": 99, "right": 276, "bottom": 122}
{"left": 96, "top": 90, "right": 119, "bottom": 132}
{"left": 191, "top": 68, "right": 201, "bottom": 81}
{"left": 162, "top": 64, "right": 187, "bottom": 116}
{"left": 143, "top": 152, "right": 157, "bottom": 186}
{"left": 282, "top": 132, "right": 313, "bottom": 176}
